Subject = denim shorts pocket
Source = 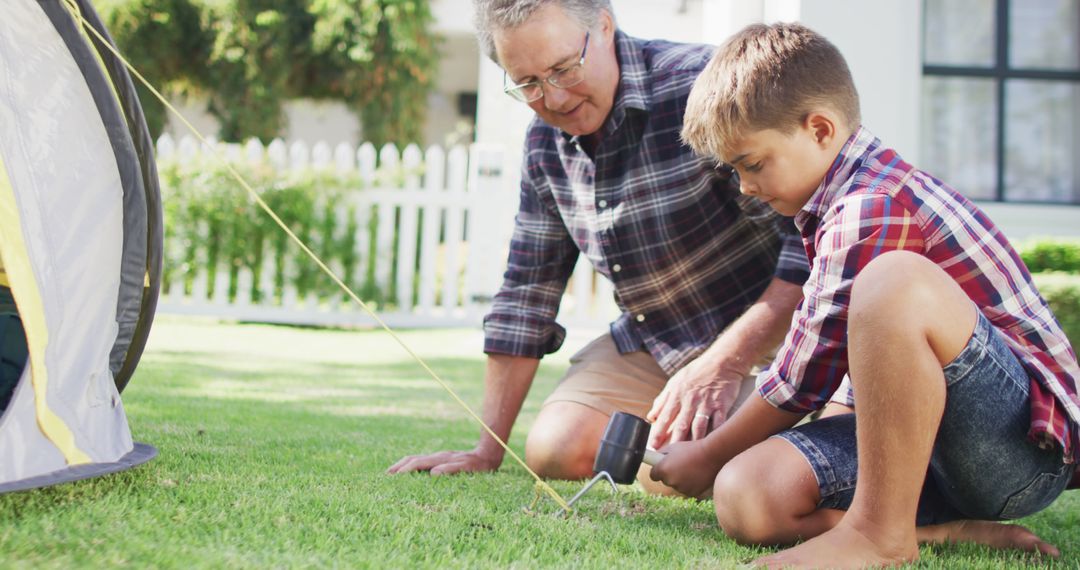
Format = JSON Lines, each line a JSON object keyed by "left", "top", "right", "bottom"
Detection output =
{"left": 998, "top": 463, "right": 1073, "bottom": 520}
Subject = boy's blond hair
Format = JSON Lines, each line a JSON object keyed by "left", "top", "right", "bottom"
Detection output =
{"left": 682, "top": 22, "right": 860, "bottom": 161}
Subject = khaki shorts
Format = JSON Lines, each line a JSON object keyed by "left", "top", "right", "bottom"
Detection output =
{"left": 542, "top": 333, "right": 763, "bottom": 419}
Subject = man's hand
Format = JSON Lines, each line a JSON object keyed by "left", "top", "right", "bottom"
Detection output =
{"left": 386, "top": 354, "right": 538, "bottom": 477}
{"left": 386, "top": 448, "right": 502, "bottom": 476}
{"left": 646, "top": 356, "right": 744, "bottom": 449}
{"left": 649, "top": 440, "right": 720, "bottom": 499}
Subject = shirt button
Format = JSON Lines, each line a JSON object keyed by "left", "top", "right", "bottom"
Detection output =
{"left": 635, "top": 314, "right": 645, "bottom": 323}
{"left": 612, "top": 264, "right": 622, "bottom": 273}
{"left": 598, "top": 199, "right": 608, "bottom": 208}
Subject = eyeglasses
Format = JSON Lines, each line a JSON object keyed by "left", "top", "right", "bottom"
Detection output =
{"left": 503, "top": 32, "right": 590, "bottom": 103}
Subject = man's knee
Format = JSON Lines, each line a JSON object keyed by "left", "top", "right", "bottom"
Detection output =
{"left": 525, "top": 403, "right": 606, "bottom": 480}
{"left": 524, "top": 428, "right": 587, "bottom": 479}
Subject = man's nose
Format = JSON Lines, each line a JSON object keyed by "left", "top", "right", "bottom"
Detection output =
{"left": 543, "top": 83, "right": 573, "bottom": 112}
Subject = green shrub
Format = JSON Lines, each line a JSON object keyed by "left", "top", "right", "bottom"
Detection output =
{"left": 1018, "top": 239, "right": 1080, "bottom": 274}
{"left": 159, "top": 153, "right": 392, "bottom": 307}
{"left": 1033, "top": 272, "right": 1080, "bottom": 351}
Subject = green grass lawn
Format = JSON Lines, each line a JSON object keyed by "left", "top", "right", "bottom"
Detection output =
{"left": 1, "top": 317, "right": 1077, "bottom": 568}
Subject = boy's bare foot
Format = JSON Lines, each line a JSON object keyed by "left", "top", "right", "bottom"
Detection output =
{"left": 752, "top": 522, "right": 916, "bottom": 569}
{"left": 919, "top": 520, "right": 1060, "bottom": 557}
{"left": 751, "top": 520, "right": 1058, "bottom": 569}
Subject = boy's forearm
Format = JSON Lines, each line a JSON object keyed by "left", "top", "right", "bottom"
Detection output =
{"left": 701, "top": 394, "right": 805, "bottom": 468}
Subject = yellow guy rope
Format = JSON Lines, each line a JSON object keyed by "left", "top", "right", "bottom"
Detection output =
{"left": 61, "top": 0, "right": 570, "bottom": 513}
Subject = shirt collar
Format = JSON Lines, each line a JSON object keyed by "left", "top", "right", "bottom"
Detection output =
{"left": 564, "top": 30, "right": 650, "bottom": 145}
{"left": 796, "top": 126, "right": 879, "bottom": 227}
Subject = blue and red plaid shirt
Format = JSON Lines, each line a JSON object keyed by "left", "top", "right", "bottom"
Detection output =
{"left": 758, "top": 127, "right": 1080, "bottom": 461}
{"left": 483, "top": 31, "right": 810, "bottom": 374}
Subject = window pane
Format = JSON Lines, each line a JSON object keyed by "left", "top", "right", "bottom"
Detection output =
{"left": 1010, "top": 0, "right": 1080, "bottom": 70}
{"left": 920, "top": 77, "right": 998, "bottom": 200}
{"left": 1004, "top": 80, "right": 1080, "bottom": 202}
{"left": 924, "top": 0, "right": 996, "bottom": 66}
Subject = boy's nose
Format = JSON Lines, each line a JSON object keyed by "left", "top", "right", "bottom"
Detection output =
{"left": 739, "top": 180, "right": 757, "bottom": 196}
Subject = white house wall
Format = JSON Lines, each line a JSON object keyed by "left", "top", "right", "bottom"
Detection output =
{"left": 799, "top": 0, "right": 922, "bottom": 163}
{"left": 475, "top": 0, "right": 713, "bottom": 196}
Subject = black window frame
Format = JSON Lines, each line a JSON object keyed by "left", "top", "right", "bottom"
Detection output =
{"left": 922, "top": 0, "right": 1080, "bottom": 203}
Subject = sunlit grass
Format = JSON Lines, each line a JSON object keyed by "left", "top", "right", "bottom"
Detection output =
{"left": 0, "top": 316, "right": 1076, "bottom": 568}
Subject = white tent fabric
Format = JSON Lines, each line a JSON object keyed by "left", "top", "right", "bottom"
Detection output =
{"left": 0, "top": 0, "right": 161, "bottom": 492}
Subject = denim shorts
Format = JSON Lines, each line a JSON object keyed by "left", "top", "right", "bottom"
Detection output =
{"left": 775, "top": 311, "right": 1074, "bottom": 525}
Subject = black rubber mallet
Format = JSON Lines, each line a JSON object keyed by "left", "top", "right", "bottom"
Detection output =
{"left": 565, "top": 411, "right": 666, "bottom": 508}
{"left": 593, "top": 411, "right": 665, "bottom": 484}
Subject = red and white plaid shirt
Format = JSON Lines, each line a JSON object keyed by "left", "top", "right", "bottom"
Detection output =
{"left": 757, "top": 127, "right": 1080, "bottom": 461}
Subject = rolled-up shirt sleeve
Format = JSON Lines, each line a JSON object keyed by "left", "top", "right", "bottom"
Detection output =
{"left": 756, "top": 193, "right": 925, "bottom": 413}
{"left": 483, "top": 160, "right": 579, "bottom": 359}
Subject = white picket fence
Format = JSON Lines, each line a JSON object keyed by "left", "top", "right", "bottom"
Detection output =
{"left": 155, "top": 135, "right": 619, "bottom": 328}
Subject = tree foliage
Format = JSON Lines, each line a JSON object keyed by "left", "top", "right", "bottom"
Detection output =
{"left": 99, "top": 0, "right": 438, "bottom": 146}
{"left": 96, "top": 0, "right": 211, "bottom": 136}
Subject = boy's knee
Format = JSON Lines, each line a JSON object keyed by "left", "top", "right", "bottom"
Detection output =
{"left": 713, "top": 452, "right": 784, "bottom": 544}
{"left": 851, "top": 251, "right": 941, "bottom": 318}
{"left": 714, "top": 439, "right": 825, "bottom": 545}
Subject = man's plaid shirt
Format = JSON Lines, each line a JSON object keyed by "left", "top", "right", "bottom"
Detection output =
{"left": 757, "top": 127, "right": 1080, "bottom": 461}
{"left": 482, "top": 31, "right": 810, "bottom": 375}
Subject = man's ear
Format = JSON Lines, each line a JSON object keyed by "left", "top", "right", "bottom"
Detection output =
{"left": 599, "top": 9, "right": 615, "bottom": 39}
{"left": 805, "top": 112, "right": 837, "bottom": 148}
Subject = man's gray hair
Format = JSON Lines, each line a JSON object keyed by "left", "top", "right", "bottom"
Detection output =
{"left": 473, "top": 0, "right": 614, "bottom": 63}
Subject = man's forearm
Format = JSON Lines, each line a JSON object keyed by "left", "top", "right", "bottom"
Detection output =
{"left": 474, "top": 354, "right": 541, "bottom": 460}
{"left": 698, "top": 277, "right": 802, "bottom": 375}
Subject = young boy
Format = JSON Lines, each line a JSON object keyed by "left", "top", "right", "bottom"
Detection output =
{"left": 650, "top": 22, "right": 1080, "bottom": 568}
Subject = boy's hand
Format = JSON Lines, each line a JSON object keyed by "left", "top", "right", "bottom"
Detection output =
{"left": 649, "top": 440, "right": 721, "bottom": 499}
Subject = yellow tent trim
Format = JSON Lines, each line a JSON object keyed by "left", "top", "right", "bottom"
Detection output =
{"left": 0, "top": 157, "right": 91, "bottom": 465}
{"left": 60, "top": 1, "right": 126, "bottom": 121}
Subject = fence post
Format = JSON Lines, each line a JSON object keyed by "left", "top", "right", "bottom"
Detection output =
{"left": 157, "top": 134, "right": 175, "bottom": 159}
{"left": 289, "top": 141, "right": 310, "bottom": 170}
{"left": 395, "top": 145, "right": 423, "bottom": 312}
{"left": 417, "top": 145, "right": 445, "bottom": 315}
{"left": 374, "top": 144, "right": 400, "bottom": 308}
{"left": 463, "top": 144, "right": 506, "bottom": 319}
{"left": 442, "top": 146, "right": 469, "bottom": 313}
{"left": 267, "top": 139, "right": 288, "bottom": 169}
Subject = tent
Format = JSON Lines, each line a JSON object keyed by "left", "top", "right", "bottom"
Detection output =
{"left": 0, "top": 0, "right": 162, "bottom": 492}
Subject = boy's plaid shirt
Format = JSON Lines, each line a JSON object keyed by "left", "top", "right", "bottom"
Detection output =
{"left": 482, "top": 31, "right": 809, "bottom": 375}
{"left": 758, "top": 127, "right": 1080, "bottom": 461}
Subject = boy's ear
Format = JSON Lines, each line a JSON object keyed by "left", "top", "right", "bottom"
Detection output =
{"left": 805, "top": 112, "right": 837, "bottom": 148}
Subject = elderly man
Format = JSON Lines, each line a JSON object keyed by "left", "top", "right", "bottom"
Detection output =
{"left": 389, "top": 0, "right": 808, "bottom": 488}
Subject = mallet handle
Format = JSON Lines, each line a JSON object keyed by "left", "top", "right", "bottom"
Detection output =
{"left": 642, "top": 448, "right": 665, "bottom": 466}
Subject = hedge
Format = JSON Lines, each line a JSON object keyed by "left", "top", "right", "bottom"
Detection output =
{"left": 159, "top": 156, "right": 380, "bottom": 306}
{"left": 1018, "top": 239, "right": 1080, "bottom": 275}
{"left": 1033, "top": 272, "right": 1080, "bottom": 351}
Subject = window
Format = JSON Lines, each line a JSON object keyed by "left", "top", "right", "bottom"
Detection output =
{"left": 922, "top": 0, "right": 1080, "bottom": 203}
